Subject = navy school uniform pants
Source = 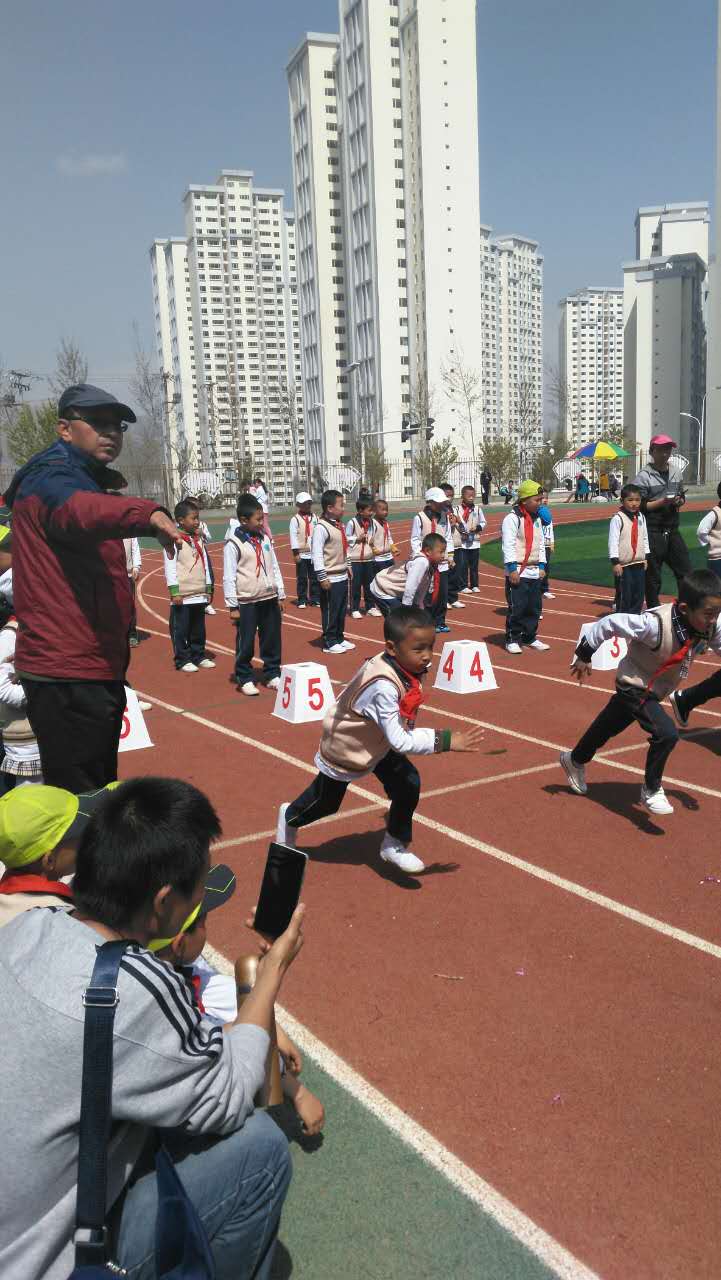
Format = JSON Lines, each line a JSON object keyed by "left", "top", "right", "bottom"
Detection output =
{"left": 615, "top": 563, "right": 645, "bottom": 614}
{"left": 426, "top": 570, "right": 449, "bottom": 625}
{"left": 351, "top": 560, "right": 376, "bottom": 612}
{"left": 295, "top": 556, "right": 319, "bottom": 606}
{"left": 320, "top": 578, "right": 348, "bottom": 648}
{"left": 234, "top": 597, "right": 282, "bottom": 686}
{"left": 456, "top": 547, "right": 480, "bottom": 590}
{"left": 570, "top": 685, "right": 678, "bottom": 793}
{"left": 170, "top": 602, "right": 207, "bottom": 669}
{"left": 505, "top": 576, "right": 543, "bottom": 644}
{"left": 286, "top": 750, "right": 420, "bottom": 845}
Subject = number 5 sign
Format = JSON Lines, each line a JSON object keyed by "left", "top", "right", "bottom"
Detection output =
{"left": 118, "top": 686, "right": 153, "bottom": 754}
{"left": 273, "top": 662, "right": 335, "bottom": 723}
{"left": 433, "top": 640, "right": 498, "bottom": 694}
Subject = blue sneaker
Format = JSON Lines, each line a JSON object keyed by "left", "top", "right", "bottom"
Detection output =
{"left": 435, "top": 623, "right": 451, "bottom": 633}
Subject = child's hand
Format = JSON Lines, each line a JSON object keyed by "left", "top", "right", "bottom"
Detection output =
{"left": 571, "top": 658, "right": 593, "bottom": 682}
{"left": 292, "top": 549, "right": 300, "bottom": 560}
{"left": 508, "top": 570, "right": 520, "bottom": 586}
{"left": 643, "top": 559, "right": 648, "bottom": 569}
{"left": 278, "top": 600, "right": 285, "bottom": 613}
{"left": 253, "top": 904, "right": 306, "bottom": 974}
{"left": 391, "top": 543, "right": 398, "bottom": 554}
{"left": 229, "top": 608, "right": 240, "bottom": 622}
{"left": 291, "top": 1082, "right": 325, "bottom": 1135}
{"left": 450, "top": 726, "right": 485, "bottom": 751}
{"left": 319, "top": 579, "right": 331, "bottom": 592}
{"left": 277, "top": 1027, "right": 303, "bottom": 1074}
{"left": 171, "top": 596, "right": 183, "bottom": 607}
{"left": 613, "top": 563, "right": 624, "bottom": 578}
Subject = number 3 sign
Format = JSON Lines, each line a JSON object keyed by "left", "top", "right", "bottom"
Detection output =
{"left": 118, "top": 686, "right": 154, "bottom": 753}
{"left": 579, "top": 626, "right": 628, "bottom": 671}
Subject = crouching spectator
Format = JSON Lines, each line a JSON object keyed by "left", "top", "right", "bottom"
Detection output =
{"left": 0, "top": 776, "right": 302, "bottom": 1280}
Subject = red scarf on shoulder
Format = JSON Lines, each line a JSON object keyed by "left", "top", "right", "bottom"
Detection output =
{"left": 516, "top": 505, "right": 536, "bottom": 574}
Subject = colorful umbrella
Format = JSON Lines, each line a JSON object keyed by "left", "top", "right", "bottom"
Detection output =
{"left": 571, "top": 441, "right": 629, "bottom": 460}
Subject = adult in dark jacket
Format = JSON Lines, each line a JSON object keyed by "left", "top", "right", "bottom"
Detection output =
{"left": 5, "top": 384, "right": 182, "bottom": 791}
{"left": 632, "top": 434, "right": 690, "bottom": 608}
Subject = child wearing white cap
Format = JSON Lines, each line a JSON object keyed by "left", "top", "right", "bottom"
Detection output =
{"left": 289, "top": 493, "right": 319, "bottom": 609}
{"left": 410, "top": 488, "right": 454, "bottom": 633}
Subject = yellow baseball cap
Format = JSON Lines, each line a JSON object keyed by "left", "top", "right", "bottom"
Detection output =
{"left": 517, "top": 480, "right": 543, "bottom": 502}
{"left": 0, "top": 783, "right": 117, "bottom": 868}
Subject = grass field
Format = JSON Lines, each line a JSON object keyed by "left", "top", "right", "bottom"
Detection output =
{"left": 479, "top": 510, "right": 708, "bottom": 595}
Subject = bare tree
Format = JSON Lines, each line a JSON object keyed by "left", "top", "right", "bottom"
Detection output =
{"left": 414, "top": 439, "right": 460, "bottom": 489}
{"left": 268, "top": 377, "right": 304, "bottom": 492}
{"left": 509, "top": 378, "right": 542, "bottom": 479}
{"left": 546, "top": 361, "right": 580, "bottom": 451}
{"left": 47, "top": 338, "right": 89, "bottom": 399}
{"left": 442, "top": 353, "right": 483, "bottom": 458}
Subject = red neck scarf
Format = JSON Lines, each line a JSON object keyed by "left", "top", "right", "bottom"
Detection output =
{"left": 189, "top": 971, "right": 206, "bottom": 1015}
{"left": 181, "top": 532, "right": 204, "bottom": 566}
{"left": 325, "top": 515, "right": 348, "bottom": 557}
{"left": 357, "top": 516, "right": 371, "bottom": 559}
{"left": 240, "top": 530, "right": 265, "bottom": 577}
{"left": 516, "top": 505, "right": 536, "bottom": 574}
{"left": 384, "top": 654, "right": 425, "bottom": 723}
{"left": 376, "top": 519, "right": 390, "bottom": 550}
{"left": 462, "top": 503, "right": 474, "bottom": 524}
{"left": 0, "top": 874, "right": 73, "bottom": 900}
{"left": 422, "top": 551, "right": 440, "bottom": 603}
{"left": 625, "top": 510, "right": 639, "bottom": 556}
{"left": 301, "top": 514, "right": 313, "bottom": 543}
{"left": 423, "top": 507, "right": 438, "bottom": 534}
{"left": 645, "top": 605, "right": 702, "bottom": 697}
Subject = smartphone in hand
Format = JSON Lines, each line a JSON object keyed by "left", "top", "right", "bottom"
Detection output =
{"left": 253, "top": 843, "right": 309, "bottom": 941}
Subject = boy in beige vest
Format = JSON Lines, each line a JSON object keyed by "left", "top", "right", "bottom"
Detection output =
{"left": 311, "top": 489, "right": 353, "bottom": 654}
{"left": 696, "top": 482, "right": 721, "bottom": 583}
{"left": 347, "top": 496, "right": 376, "bottom": 617}
{"left": 561, "top": 570, "right": 721, "bottom": 816}
{"left": 165, "top": 500, "right": 215, "bottom": 673}
{"left": 275, "top": 605, "right": 484, "bottom": 874}
{"left": 0, "top": 568, "right": 42, "bottom": 788}
{"left": 410, "top": 488, "right": 455, "bottom": 632}
{"left": 370, "top": 532, "right": 446, "bottom": 617}
{"left": 289, "top": 492, "right": 319, "bottom": 608}
{"left": 608, "top": 483, "right": 649, "bottom": 613}
{"left": 224, "top": 494, "right": 285, "bottom": 696}
{"left": 368, "top": 498, "right": 397, "bottom": 616}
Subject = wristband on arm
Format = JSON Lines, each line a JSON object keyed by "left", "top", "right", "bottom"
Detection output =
{"left": 434, "top": 729, "right": 452, "bottom": 753}
{"left": 575, "top": 637, "right": 595, "bottom": 664}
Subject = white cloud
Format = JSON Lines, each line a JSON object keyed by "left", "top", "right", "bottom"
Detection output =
{"left": 55, "top": 151, "right": 127, "bottom": 177}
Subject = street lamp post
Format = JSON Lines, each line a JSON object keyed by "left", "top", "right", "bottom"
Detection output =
{"left": 681, "top": 386, "right": 721, "bottom": 485}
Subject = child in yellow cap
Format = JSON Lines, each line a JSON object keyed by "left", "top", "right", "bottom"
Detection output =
{"left": 500, "top": 480, "right": 550, "bottom": 655}
{"left": 0, "top": 784, "right": 113, "bottom": 926}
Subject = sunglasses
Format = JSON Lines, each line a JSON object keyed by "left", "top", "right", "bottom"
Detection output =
{"left": 66, "top": 412, "right": 129, "bottom": 434}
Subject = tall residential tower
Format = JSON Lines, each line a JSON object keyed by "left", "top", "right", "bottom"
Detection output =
{"left": 558, "top": 287, "right": 624, "bottom": 447}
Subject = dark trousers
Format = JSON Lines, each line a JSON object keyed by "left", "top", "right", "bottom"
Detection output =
{"left": 571, "top": 686, "right": 678, "bottom": 792}
{"left": 709, "top": 559, "right": 721, "bottom": 582}
{"left": 505, "top": 576, "right": 543, "bottom": 643}
{"left": 170, "top": 603, "right": 207, "bottom": 668}
{"left": 677, "top": 665, "right": 721, "bottom": 716}
{"left": 645, "top": 528, "right": 691, "bottom": 609}
{"left": 374, "top": 595, "right": 403, "bottom": 619}
{"left": 128, "top": 578, "right": 138, "bottom": 642}
{"left": 481, "top": 483, "right": 491, "bottom": 505}
{"left": 615, "top": 563, "right": 646, "bottom": 614}
{"left": 351, "top": 561, "right": 375, "bottom": 612}
{"left": 21, "top": 678, "right": 126, "bottom": 792}
{"left": 426, "top": 570, "right": 449, "bottom": 624}
{"left": 320, "top": 579, "right": 348, "bottom": 648}
{"left": 457, "top": 547, "right": 479, "bottom": 589}
{"left": 286, "top": 750, "right": 421, "bottom": 845}
{"left": 542, "top": 549, "right": 552, "bottom": 594}
{"left": 234, "top": 598, "right": 282, "bottom": 685}
{"left": 295, "top": 557, "right": 319, "bottom": 606}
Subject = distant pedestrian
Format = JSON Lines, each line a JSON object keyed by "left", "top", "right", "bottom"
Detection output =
{"left": 480, "top": 468, "right": 492, "bottom": 505}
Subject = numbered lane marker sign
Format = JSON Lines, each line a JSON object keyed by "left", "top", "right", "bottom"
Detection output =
{"left": 118, "top": 686, "right": 153, "bottom": 753}
{"left": 433, "top": 639, "right": 497, "bottom": 694}
{"left": 580, "top": 625, "right": 627, "bottom": 671}
{"left": 272, "top": 662, "right": 335, "bottom": 723}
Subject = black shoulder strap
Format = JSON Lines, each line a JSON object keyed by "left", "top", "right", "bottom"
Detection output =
{"left": 73, "top": 938, "right": 131, "bottom": 1268}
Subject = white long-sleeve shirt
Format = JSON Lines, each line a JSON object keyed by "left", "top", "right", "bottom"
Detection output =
{"left": 697, "top": 509, "right": 721, "bottom": 551}
{"left": 501, "top": 509, "right": 546, "bottom": 579}
{"left": 0, "top": 626, "right": 40, "bottom": 769}
{"left": 575, "top": 610, "right": 721, "bottom": 662}
{"left": 452, "top": 503, "right": 487, "bottom": 548}
{"left": 608, "top": 510, "right": 649, "bottom": 561}
{"left": 164, "top": 538, "right": 212, "bottom": 605}
{"left": 123, "top": 537, "right": 142, "bottom": 575}
{"left": 316, "top": 678, "right": 436, "bottom": 782}
{"left": 222, "top": 534, "right": 285, "bottom": 608}
{"left": 289, "top": 512, "right": 317, "bottom": 559}
{"left": 311, "top": 521, "right": 350, "bottom": 585}
{"left": 410, "top": 512, "right": 453, "bottom": 571}
{"left": 370, "top": 555, "right": 433, "bottom": 607}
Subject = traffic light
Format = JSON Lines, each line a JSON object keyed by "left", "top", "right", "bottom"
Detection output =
{"left": 425, "top": 417, "right": 435, "bottom": 441}
{"left": 401, "top": 413, "right": 410, "bottom": 443}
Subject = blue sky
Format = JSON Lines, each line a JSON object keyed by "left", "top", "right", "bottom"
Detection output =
{"left": 1, "top": 0, "right": 717, "bottom": 410}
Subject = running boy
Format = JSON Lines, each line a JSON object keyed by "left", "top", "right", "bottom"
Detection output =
{"left": 165, "top": 499, "right": 215, "bottom": 673}
{"left": 608, "top": 482, "right": 649, "bottom": 613}
{"left": 347, "top": 496, "right": 376, "bottom": 618}
{"left": 224, "top": 494, "right": 285, "bottom": 696}
{"left": 410, "top": 487, "right": 454, "bottom": 633}
{"left": 289, "top": 491, "right": 319, "bottom": 609}
{"left": 276, "top": 605, "right": 484, "bottom": 874}
{"left": 696, "top": 482, "right": 721, "bottom": 582}
{"left": 501, "top": 480, "right": 549, "bottom": 654}
{"left": 312, "top": 489, "right": 354, "bottom": 654}
{"left": 538, "top": 489, "right": 555, "bottom": 599}
{"left": 368, "top": 497, "right": 397, "bottom": 616}
{"left": 370, "top": 532, "right": 446, "bottom": 617}
{"left": 561, "top": 569, "right": 721, "bottom": 816}
{"left": 453, "top": 484, "right": 486, "bottom": 594}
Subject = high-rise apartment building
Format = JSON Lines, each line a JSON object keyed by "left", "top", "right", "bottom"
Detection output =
{"left": 558, "top": 287, "right": 624, "bottom": 447}
{"left": 151, "top": 170, "right": 304, "bottom": 503}
{"left": 287, "top": 0, "right": 482, "bottom": 496}
{"left": 623, "top": 203, "right": 708, "bottom": 461}
{"left": 479, "top": 227, "right": 544, "bottom": 446}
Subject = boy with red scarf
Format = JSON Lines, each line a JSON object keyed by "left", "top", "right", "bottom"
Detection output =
{"left": 608, "top": 483, "right": 649, "bottom": 613}
{"left": 368, "top": 497, "right": 397, "bottom": 616}
{"left": 312, "top": 489, "right": 353, "bottom": 655}
{"left": 501, "top": 481, "right": 549, "bottom": 655}
{"left": 224, "top": 494, "right": 285, "bottom": 696}
{"left": 347, "top": 497, "right": 376, "bottom": 618}
{"left": 275, "top": 606, "right": 484, "bottom": 873}
{"left": 289, "top": 491, "right": 319, "bottom": 609}
{"left": 561, "top": 570, "right": 721, "bottom": 816}
{"left": 165, "top": 499, "right": 215, "bottom": 673}
{"left": 410, "top": 487, "right": 454, "bottom": 633}
{"left": 453, "top": 484, "right": 486, "bottom": 594}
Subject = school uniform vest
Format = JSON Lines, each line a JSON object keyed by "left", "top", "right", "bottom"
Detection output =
{"left": 616, "top": 604, "right": 695, "bottom": 700}
{"left": 417, "top": 510, "right": 449, "bottom": 562}
{"left": 228, "top": 533, "right": 278, "bottom": 603}
{"left": 512, "top": 513, "right": 544, "bottom": 567}
{"left": 318, "top": 517, "right": 348, "bottom": 573}
{"left": 616, "top": 511, "right": 645, "bottom": 567}
{"left": 452, "top": 504, "right": 482, "bottom": 549}
{"left": 290, "top": 513, "right": 316, "bottom": 556}
{"left": 706, "top": 507, "right": 721, "bottom": 560}
{"left": 319, "top": 653, "right": 410, "bottom": 775}
{"left": 372, "top": 556, "right": 431, "bottom": 602}
{"left": 176, "top": 538, "right": 208, "bottom": 598}
{"left": 0, "top": 621, "right": 35, "bottom": 743}
{"left": 371, "top": 518, "right": 394, "bottom": 560}
{"left": 347, "top": 516, "right": 373, "bottom": 562}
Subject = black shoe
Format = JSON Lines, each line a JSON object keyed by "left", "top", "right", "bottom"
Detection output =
{"left": 669, "top": 690, "right": 690, "bottom": 728}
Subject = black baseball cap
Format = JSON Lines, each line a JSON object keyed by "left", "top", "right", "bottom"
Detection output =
{"left": 58, "top": 383, "right": 137, "bottom": 424}
{"left": 200, "top": 863, "right": 237, "bottom": 915}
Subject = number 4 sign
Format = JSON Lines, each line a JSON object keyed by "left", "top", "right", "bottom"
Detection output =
{"left": 272, "top": 662, "right": 335, "bottom": 723}
{"left": 433, "top": 640, "right": 498, "bottom": 694}
{"left": 118, "top": 686, "right": 153, "bottom": 754}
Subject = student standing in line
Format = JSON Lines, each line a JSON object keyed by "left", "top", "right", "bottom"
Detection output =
{"left": 453, "top": 484, "right": 486, "bottom": 594}
{"left": 347, "top": 497, "right": 376, "bottom": 618}
{"left": 289, "top": 491, "right": 319, "bottom": 609}
{"left": 184, "top": 496, "right": 216, "bottom": 615}
{"left": 537, "top": 489, "right": 556, "bottom": 601}
{"left": 368, "top": 497, "right": 397, "bottom": 617}
{"left": 311, "top": 490, "right": 355, "bottom": 655}
{"left": 696, "top": 482, "right": 721, "bottom": 582}
{"left": 608, "top": 483, "right": 649, "bottom": 614}
{"left": 441, "top": 484, "right": 465, "bottom": 611}
{"left": 224, "top": 494, "right": 285, "bottom": 696}
{"left": 410, "top": 487, "right": 454, "bottom": 633}
{"left": 501, "top": 480, "right": 549, "bottom": 655}
{"left": 165, "top": 500, "right": 215, "bottom": 674}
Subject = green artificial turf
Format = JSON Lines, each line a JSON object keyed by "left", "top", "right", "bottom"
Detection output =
{"left": 479, "top": 511, "right": 709, "bottom": 595}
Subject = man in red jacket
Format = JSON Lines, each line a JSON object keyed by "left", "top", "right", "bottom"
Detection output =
{"left": 5, "top": 383, "right": 182, "bottom": 791}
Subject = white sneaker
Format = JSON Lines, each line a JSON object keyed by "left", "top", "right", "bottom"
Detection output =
{"left": 240, "top": 681, "right": 259, "bottom": 695}
{"left": 266, "top": 676, "right": 280, "bottom": 690}
{"left": 460, "top": 587, "right": 472, "bottom": 594}
{"left": 543, "top": 592, "right": 556, "bottom": 600}
{"left": 138, "top": 700, "right": 152, "bottom": 712}
{"left": 205, "top": 604, "right": 216, "bottom": 615}
{"left": 276, "top": 802, "right": 298, "bottom": 849}
{"left": 180, "top": 662, "right": 198, "bottom": 673}
{"left": 367, "top": 606, "right": 382, "bottom": 617}
{"left": 380, "top": 836, "right": 425, "bottom": 874}
{"left": 640, "top": 785, "right": 674, "bottom": 815}
{"left": 339, "top": 640, "right": 356, "bottom": 651}
{"left": 472, "top": 587, "right": 480, "bottom": 593}
{"left": 506, "top": 642, "right": 522, "bottom": 654}
{"left": 449, "top": 601, "right": 465, "bottom": 609}
{"left": 351, "top": 610, "right": 363, "bottom": 619}
{"left": 323, "top": 643, "right": 346, "bottom": 654}
{"left": 528, "top": 640, "right": 550, "bottom": 651}
{"left": 198, "top": 658, "right": 216, "bottom": 669}
{"left": 560, "top": 750, "right": 587, "bottom": 795}
{"left": 297, "top": 602, "right": 307, "bottom": 609}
